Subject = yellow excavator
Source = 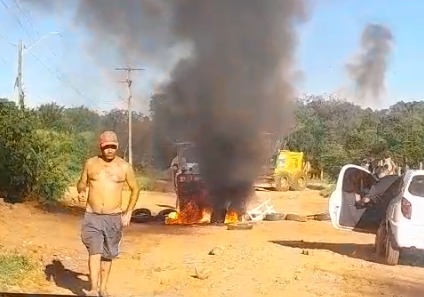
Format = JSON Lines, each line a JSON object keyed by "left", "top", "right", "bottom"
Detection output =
{"left": 255, "top": 133, "right": 308, "bottom": 191}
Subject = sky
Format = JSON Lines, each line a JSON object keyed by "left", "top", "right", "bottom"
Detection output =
{"left": 0, "top": 0, "right": 423, "bottom": 114}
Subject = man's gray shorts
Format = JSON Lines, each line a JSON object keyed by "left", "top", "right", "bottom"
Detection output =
{"left": 81, "top": 212, "right": 123, "bottom": 260}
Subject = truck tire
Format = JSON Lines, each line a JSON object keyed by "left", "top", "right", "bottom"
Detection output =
{"left": 275, "top": 172, "right": 290, "bottom": 191}
{"left": 384, "top": 229, "right": 400, "bottom": 265}
{"left": 375, "top": 221, "right": 387, "bottom": 257}
{"left": 291, "top": 172, "right": 307, "bottom": 191}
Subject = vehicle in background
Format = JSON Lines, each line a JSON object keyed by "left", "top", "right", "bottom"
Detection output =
{"left": 329, "top": 164, "right": 424, "bottom": 265}
{"left": 254, "top": 132, "right": 308, "bottom": 192}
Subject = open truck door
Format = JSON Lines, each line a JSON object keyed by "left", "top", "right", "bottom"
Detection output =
{"left": 329, "top": 164, "right": 378, "bottom": 232}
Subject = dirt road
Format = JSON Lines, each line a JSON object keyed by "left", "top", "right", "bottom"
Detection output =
{"left": 0, "top": 188, "right": 423, "bottom": 296}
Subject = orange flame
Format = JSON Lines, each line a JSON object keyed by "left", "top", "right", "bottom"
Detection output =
{"left": 165, "top": 201, "right": 239, "bottom": 225}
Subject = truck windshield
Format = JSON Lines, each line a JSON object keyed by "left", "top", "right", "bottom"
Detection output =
{"left": 183, "top": 146, "right": 199, "bottom": 164}
{"left": 408, "top": 175, "right": 424, "bottom": 197}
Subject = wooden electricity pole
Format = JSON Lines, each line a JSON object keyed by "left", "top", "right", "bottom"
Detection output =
{"left": 115, "top": 67, "right": 144, "bottom": 166}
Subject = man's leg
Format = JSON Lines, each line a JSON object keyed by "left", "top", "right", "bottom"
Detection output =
{"left": 88, "top": 254, "right": 102, "bottom": 293}
{"left": 100, "top": 214, "right": 123, "bottom": 296}
{"left": 81, "top": 213, "right": 104, "bottom": 296}
{"left": 99, "top": 257, "right": 113, "bottom": 295}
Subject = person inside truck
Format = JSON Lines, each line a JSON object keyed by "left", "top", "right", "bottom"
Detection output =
{"left": 170, "top": 151, "right": 187, "bottom": 191}
{"left": 355, "top": 166, "right": 398, "bottom": 209}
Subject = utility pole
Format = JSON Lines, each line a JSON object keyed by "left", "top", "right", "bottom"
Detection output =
{"left": 16, "top": 40, "right": 24, "bottom": 109}
{"left": 115, "top": 67, "right": 145, "bottom": 166}
{"left": 14, "top": 32, "right": 60, "bottom": 109}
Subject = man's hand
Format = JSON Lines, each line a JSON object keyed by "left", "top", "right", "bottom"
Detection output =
{"left": 78, "top": 191, "right": 86, "bottom": 203}
{"left": 121, "top": 212, "right": 132, "bottom": 227}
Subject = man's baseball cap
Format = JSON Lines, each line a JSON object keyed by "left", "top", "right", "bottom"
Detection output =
{"left": 99, "top": 130, "right": 119, "bottom": 148}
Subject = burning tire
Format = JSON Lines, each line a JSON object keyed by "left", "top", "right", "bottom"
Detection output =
{"left": 264, "top": 212, "right": 286, "bottom": 221}
{"left": 275, "top": 172, "right": 290, "bottom": 191}
{"left": 227, "top": 223, "right": 254, "bottom": 230}
{"left": 285, "top": 213, "right": 308, "bottom": 222}
{"left": 157, "top": 208, "right": 178, "bottom": 222}
{"left": 131, "top": 208, "right": 153, "bottom": 223}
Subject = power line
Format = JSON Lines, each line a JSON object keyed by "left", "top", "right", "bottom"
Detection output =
{"left": 2, "top": 2, "right": 125, "bottom": 111}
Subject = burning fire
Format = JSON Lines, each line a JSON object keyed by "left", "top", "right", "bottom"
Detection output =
{"left": 165, "top": 201, "right": 239, "bottom": 225}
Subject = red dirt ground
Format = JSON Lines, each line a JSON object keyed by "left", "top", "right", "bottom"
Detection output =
{"left": 1, "top": 188, "right": 424, "bottom": 296}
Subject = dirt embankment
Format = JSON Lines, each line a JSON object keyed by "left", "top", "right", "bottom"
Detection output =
{"left": 0, "top": 189, "right": 423, "bottom": 296}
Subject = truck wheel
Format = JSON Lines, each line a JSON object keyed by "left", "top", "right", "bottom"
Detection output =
{"left": 291, "top": 172, "right": 307, "bottom": 191}
{"left": 384, "top": 230, "right": 400, "bottom": 265}
{"left": 375, "top": 221, "right": 387, "bottom": 257}
{"left": 275, "top": 173, "right": 290, "bottom": 191}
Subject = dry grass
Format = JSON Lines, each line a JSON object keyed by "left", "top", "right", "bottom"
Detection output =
{"left": 0, "top": 247, "right": 47, "bottom": 292}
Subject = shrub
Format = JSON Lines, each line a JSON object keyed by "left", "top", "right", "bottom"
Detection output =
{"left": 0, "top": 103, "right": 89, "bottom": 203}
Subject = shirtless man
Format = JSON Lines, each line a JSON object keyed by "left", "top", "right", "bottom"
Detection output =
{"left": 77, "top": 131, "right": 140, "bottom": 296}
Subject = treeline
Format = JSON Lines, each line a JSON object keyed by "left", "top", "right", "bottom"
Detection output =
{"left": 1, "top": 96, "right": 423, "bottom": 202}
{"left": 286, "top": 96, "right": 424, "bottom": 177}
{"left": 0, "top": 100, "right": 152, "bottom": 203}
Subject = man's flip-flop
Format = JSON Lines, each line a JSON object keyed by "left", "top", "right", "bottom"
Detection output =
{"left": 83, "top": 289, "right": 99, "bottom": 296}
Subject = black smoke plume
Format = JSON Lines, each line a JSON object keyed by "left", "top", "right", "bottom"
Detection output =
{"left": 156, "top": 0, "right": 309, "bottom": 209}
{"left": 21, "top": 0, "right": 309, "bottom": 209}
{"left": 346, "top": 23, "right": 394, "bottom": 102}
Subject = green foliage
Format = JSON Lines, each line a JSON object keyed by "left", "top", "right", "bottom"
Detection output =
{"left": 2, "top": 94, "right": 424, "bottom": 201}
{"left": 0, "top": 99, "right": 155, "bottom": 203}
{"left": 27, "top": 129, "right": 89, "bottom": 202}
{"left": 287, "top": 97, "right": 424, "bottom": 179}
{"left": 0, "top": 102, "right": 90, "bottom": 203}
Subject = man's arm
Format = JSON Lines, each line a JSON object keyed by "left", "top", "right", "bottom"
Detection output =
{"left": 77, "top": 159, "right": 90, "bottom": 194}
{"left": 124, "top": 163, "right": 140, "bottom": 215}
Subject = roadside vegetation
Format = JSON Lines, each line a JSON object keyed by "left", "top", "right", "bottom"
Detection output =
{"left": 0, "top": 248, "right": 42, "bottom": 288}
{"left": 1, "top": 94, "right": 424, "bottom": 203}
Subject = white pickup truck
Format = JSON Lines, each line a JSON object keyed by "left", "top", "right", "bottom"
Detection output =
{"left": 329, "top": 164, "right": 424, "bottom": 265}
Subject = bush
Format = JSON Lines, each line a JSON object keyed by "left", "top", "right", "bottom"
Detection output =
{"left": 26, "top": 129, "right": 89, "bottom": 203}
{"left": 0, "top": 103, "right": 89, "bottom": 203}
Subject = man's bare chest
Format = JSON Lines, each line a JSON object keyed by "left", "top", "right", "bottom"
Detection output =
{"left": 88, "top": 162, "right": 126, "bottom": 183}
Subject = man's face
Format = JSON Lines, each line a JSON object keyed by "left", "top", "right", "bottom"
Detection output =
{"left": 101, "top": 144, "right": 118, "bottom": 160}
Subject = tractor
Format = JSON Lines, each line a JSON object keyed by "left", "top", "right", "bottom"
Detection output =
{"left": 254, "top": 133, "right": 308, "bottom": 192}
